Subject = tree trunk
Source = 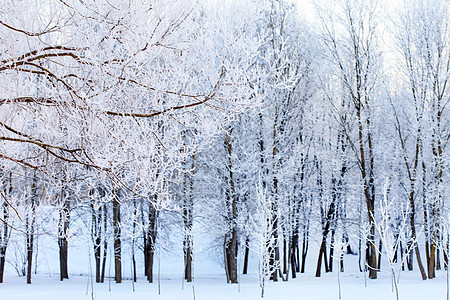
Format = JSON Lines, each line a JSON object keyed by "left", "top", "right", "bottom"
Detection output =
{"left": 144, "top": 201, "right": 157, "bottom": 283}
{"left": 429, "top": 75, "right": 444, "bottom": 279}
{"left": 58, "top": 199, "right": 70, "bottom": 281}
{"left": 243, "top": 237, "right": 250, "bottom": 275}
{"left": 146, "top": 245, "right": 154, "bottom": 283}
{"left": 224, "top": 131, "right": 238, "bottom": 284}
{"left": 100, "top": 205, "right": 108, "bottom": 283}
{"left": 58, "top": 238, "right": 69, "bottom": 281}
{"left": 283, "top": 238, "right": 287, "bottom": 275}
{"left": 131, "top": 199, "right": 137, "bottom": 282}
{"left": 429, "top": 244, "right": 436, "bottom": 279}
{"left": 0, "top": 201, "right": 9, "bottom": 283}
{"left": 399, "top": 240, "right": 405, "bottom": 271}
{"left": 406, "top": 240, "right": 413, "bottom": 271}
{"left": 358, "top": 117, "right": 377, "bottom": 279}
{"left": 393, "top": 234, "right": 399, "bottom": 263}
{"left": 323, "top": 245, "right": 329, "bottom": 274}
{"left": 224, "top": 227, "right": 238, "bottom": 283}
{"left": 329, "top": 228, "right": 336, "bottom": 272}
{"left": 408, "top": 192, "right": 427, "bottom": 280}
{"left": 92, "top": 203, "right": 101, "bottom": 283}
{"left": 315, "top": 191, "right": 338, "bottom": 277}
{"left": 290, "top": 230, "right": 298, "bottom": 278}
{"left": 316, "top": 238, "right": 327, "bottom": 277}
{"left": 444, "top": 236, "right": 449, "bottom": 270}
{"left": 184, "top": 241, "right": 192, "bottom": 282}
{"left": 0, "top": 245, "right": 6, "bottom": 283}
{"left": 437, "top": 246, "right": 441, "bottom": 270}
{"left": 358, "top": 230, "right": 363, "bottom": 272}
{"left": 26, "top": 173, "right": 38, "bottom": 284}
{"left": 112, "top": 195, "right": 121, "bottom": 283}
{"left": 301, "top": 224, "right": 309, "bottom": 273}
{"left": 0, "top": 173, "right": 12, "bottom": 283}
{"left": 269, "top": 211, "right": 280, "bottom": 282}
{"left": 26, "top": 232, "right": 34, "bottom": 285}
{"left": 183, "top": 154, "right": 195, "bottom": 283}
{"left": 377, "top": 239, "right": 382, "bottom": 271}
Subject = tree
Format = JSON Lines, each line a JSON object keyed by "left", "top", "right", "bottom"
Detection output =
{"left": 0, "top": 171, "right": 13, "bottom": 283}
{"left": 89, "top": 186, "right": 108, "bottom": 283}
{"left": 373, "top": 179, "right": 410, "bottom": 300}
{"left": 253, "top": 181, "right": 280, "bottom": 297}
{"left": 318, "top": 0, "right": 382, "bottom": 279}
{"left": 394, "top": 0, "right": 449, "bottom": 279}
{"left": 0, "top": 0, "right": 260, "bottom": 284}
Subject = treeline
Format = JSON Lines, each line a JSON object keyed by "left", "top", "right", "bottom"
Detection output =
{"left": 0, "top": 0, "right": 448, "bottom": 290}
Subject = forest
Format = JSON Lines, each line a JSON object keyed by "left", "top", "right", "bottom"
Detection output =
{"left": 0, "top": 0, "right": 448, "bottom": 299}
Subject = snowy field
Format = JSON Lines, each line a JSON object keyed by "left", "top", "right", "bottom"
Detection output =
{"left": 2, "top": 242, "right": 448, "bottom": 300}
{"left": 2, "top": 270, "right": 448, "bottom": 300}
{"left": 2, "top": 233, "right": 448, "bottom": 300}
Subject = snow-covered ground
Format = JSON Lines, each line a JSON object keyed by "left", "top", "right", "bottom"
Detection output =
{"left": 2, "top": 232, "right": 448, "bottom": 300}
{"left": 3, "top": 270, "right": 448, "bottom": 300}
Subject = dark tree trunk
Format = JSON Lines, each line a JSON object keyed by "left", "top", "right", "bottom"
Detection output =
{"left": 184, "top": 200, "right": 193, "bottom": 283}
{"left": 91, "top": 189, "right": 108, "bottom": 284}
{"left": 132, "top": 250, "right": 137, "bottom": 283}
{"left": 58, "top": 199, "right": 70, "bottom": 281}
{"left": 92, "top": 203, "right": 101, "bottom": 283}
{"left": 0, "top": 202, "right": 9, "bottom": 283}
{"left": 444, "top": 236, "right": 449, "bottom": 270}
{"left": 323, "top": 245, "right": 329, "bottom": 274}
{"left": 183, "top": 154, "right": 195, "bottom": 283}
{"left": 26, "top": 232, "right": 34, "bottom": 285}
{"left": 329, "top": 228, "right": 336, "bottom": 272}
{"left": 0, "top": 246, "right": 6, "bottom": 283}
{"left": 408, "top": 200, "right": 427, "bottom": 279}
{"left": 429, "top": 244, "right": 436, "bottom": 279}
{"left": 144, "top": 201, "right": 157, "bottom": 283}
{"left": 367, "top": 221, "right": 377, "bottom": 279}
{"left": 290, "top": 230, "right": 298, "bottom": 279}
{"left": 283, "top": 238, "right": 287, "bottom": 275}
{"left": 297, "top": 241, "right": 300, "bottom": 273}
{"left": 243, "top": 237, "right": 250, "bottom": 275}
{"left": 145, "top": 243, "right": 154, "bottom": 283}
{"left": 358, "top": 231, "right": 363, "bottom": 272}
{"left": 354, "top": 104, "right": 377, "bottom": 279}
{"left": 393, "top": 234, "right": 399, "bottom": 263}
{"left": 340, "top": 238, "right": 345, "bottom": 272}
{"left": 184, "top": 240, "right": 192, "bottom": 282}
{"left": 316, "top": 238, "right": 327, "bottom": 277}
{"left": 437, "top": 246, "right": 441, "bottom": 270}
{"left": 113, "top": 195, "right": 121, "bottom": 283}
{"left": 269, "top": 232, "right": 280, "bottom": 282}
{"left": 131, "top": 199, "right": 137, "bottom": 283}
{"left": 26, "top": 173, "right": 37, "bottom": 284}
{"left": 377, "top": 239, "right": 382, "bottom": 271}
{"left": 0, "top": 173, "right": 12, "bottom": 283}
{"left": 315, "top": 192, "right": 337, "bottom": 277}
{"left": 399, "top": 240, "right": 405, "bottom": 271}
{"left": 301, "top": 224, "right": 309, "bottom": 273}
{"left": 406, "top": 240, "right": 414, "bottom": 271}
{"left": 58, "top": 238, "right": 69, "bottom": 281}
{"left": 100, "top": 205, "right": 108, "bottom": 283}
{"left": 224, "top": 131, "right": 238, "bottom": 284}
{"left": 224, "top": 228, "right": 238, "bottom": 283}
{"left": 269, "top": 209, "right": 280, "bottom": 282}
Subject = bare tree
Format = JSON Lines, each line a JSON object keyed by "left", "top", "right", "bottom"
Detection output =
{"left": 318, "top": 0, "right": 382, "bottom": 279}
{"left": 395, "top": 0, "right": 449, "bottom": 279}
